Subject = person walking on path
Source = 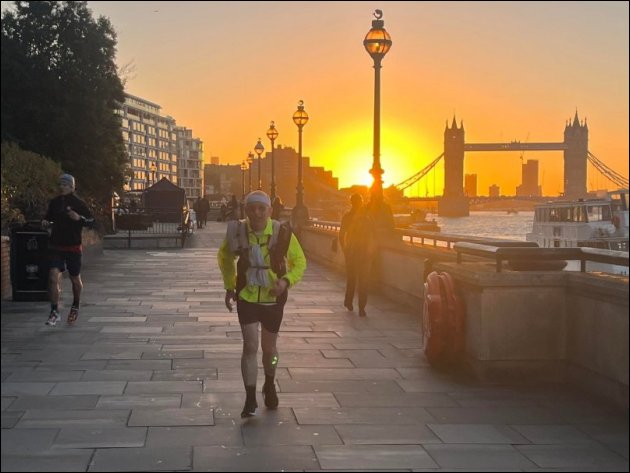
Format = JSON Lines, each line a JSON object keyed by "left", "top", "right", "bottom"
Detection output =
{"left": 198, "top": 195, "right": 210, "bottom": 228}
{"left": 228, "top": 194, "right": 240, "bottom": 221}
{"left": 41, "top": 174, "right": 94, "bottom": 326}
{"left": 193, "top": 197, "right": 202, "bottom": 229}
{"left": 218, "top": 190, "right": 306, "bottom": 418}
{"left": 194, "top": 196, "right": 210, "bottom": 229}
{"left": 271, "top": 196, "right": 284, "bottom": 220}
{"left": 339, "top": 193, "right": 374, "bottom": 317}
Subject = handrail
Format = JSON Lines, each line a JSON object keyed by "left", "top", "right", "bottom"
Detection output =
{"left": 454, "top": 242, "right": 629, "bottom": 272}
{"left": 309, "top": 220, "right": 533, "bottom": 249}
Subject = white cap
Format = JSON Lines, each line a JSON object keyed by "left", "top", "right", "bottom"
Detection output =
{"left": 245, "top": 190, "right": 271, "bottom": 207}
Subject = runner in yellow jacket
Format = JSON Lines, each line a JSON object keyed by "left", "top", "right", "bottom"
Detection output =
{"left": 218, "top": 190, "right": 306, "bottom": 417}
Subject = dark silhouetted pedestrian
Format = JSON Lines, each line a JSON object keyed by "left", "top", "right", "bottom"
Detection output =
{"left": 339, "top": 194, "right": 374, "bottom": 317}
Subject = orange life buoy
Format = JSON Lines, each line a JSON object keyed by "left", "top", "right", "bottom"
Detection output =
{"left": 611, "top": 215, "right": 620, "bottom": 229}
{"left": 422, "top": 271, "right": 466, "bottom": 366}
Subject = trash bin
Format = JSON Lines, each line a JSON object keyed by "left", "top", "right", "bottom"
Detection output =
{"left": 10, "top": 221, "right": 49, "bottom": 301}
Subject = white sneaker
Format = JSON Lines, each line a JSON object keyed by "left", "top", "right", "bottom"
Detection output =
{"left": 45, "top": 310, "right": 60, "bottom": 326}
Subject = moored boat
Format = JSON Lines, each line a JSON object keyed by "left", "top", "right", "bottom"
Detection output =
{"left": 526, "top": 189, "right": 628, "bottom": 274}
{"left": 409, "top": 219, "right": 441, "bottom": 232}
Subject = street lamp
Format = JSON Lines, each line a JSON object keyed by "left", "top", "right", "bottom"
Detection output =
{"left": 241, "top": 161, "right": 247, "bottom": 198}
{"left": 254, "top": 138, "right": 265, "bottom": 190}
{"left": 292, "top": 100, "right": 309, "bottom": 226}
{"left": 266, "top": 121, "right": 278, "bottom": 201}
{"left": 363, "top": 9, "right": 392, "bottom": 198}
{"left": 150, "top": 162, "right": 157, "bottom": 185}
{"left": 247, "top": 152, "right": 254, "bottom": 192}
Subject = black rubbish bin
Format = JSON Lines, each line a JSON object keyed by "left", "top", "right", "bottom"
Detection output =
{"left": 10, "top": 221, "right": 49, "bottom": 301}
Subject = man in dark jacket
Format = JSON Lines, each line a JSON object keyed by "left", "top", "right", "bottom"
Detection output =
{"left": 339, "top": 193, "right": 374, "bottom": 317}
{"left": 41, "top": 174, "right": 94, "bottom": 326}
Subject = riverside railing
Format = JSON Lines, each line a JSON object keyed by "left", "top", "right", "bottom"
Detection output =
{"left": 454, "top": 242, "right": 630, "bottom": 273}
{"left": 309, "top": 219, "right": 629, "bottom": 272}
{"left": 309, "top": 220, "right": 535, "bottom": 249}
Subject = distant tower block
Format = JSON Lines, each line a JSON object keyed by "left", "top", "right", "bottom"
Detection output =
{"left": 210, "top": 156, "right": 220, "bottom": 165}
{"left": 563, "top": 111, "right": 588, "bottom": 198}
{"left": 439, "top": 117, "right": 469, "bottom": 216}
{"left": 489, "top": 184, "right": 500, "bottom": 197}
{"left": 465, "top": 173, "right": 477, "bottom": 197}
{"left": 516, "top": 160, "right": 541, "bottom": 197}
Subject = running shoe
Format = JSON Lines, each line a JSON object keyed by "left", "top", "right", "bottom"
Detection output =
{"left": 240, "top": 397, "right": 258, "bottom": 418}
{"left": 263, "top": 381, "right": 279, "bottom": 409}
{"left": 45, "top": 310, "right": 60, "bottom": 326}
{"left": 67, "top": 306, "right": 79, "bottom": 325}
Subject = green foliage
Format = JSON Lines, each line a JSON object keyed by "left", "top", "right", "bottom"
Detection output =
{"left": 1, "top": 142, "right": 62, "bottom": 234}
{"left": 1, "top": 1, "right": 127, "bottom": 205}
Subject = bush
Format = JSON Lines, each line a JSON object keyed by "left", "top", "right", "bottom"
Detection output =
{"left": 1, "top": 142, "right": 62, "bottom": 234}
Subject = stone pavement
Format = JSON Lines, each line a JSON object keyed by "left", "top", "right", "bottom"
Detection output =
{"left": 1, "top": 222, "right": 628, "bottom": 471}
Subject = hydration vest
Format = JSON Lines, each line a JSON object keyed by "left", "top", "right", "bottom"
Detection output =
{"left": 226, "top": 219, "right": 292, "bottom": 296}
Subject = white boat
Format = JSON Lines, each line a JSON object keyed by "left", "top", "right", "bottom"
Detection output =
{"left": 526, "top": 189, "right": 629, "bottom": 274}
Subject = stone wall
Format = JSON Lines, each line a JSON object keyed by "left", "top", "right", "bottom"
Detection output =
{"left": 299, "top": 226, "right": 629, "bottom": 411}
{"left": 299, "top": 226, "right": 455, "bottom": 308}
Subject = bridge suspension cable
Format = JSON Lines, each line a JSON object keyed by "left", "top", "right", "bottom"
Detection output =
{"left": 395, "top": 153, "right": 444, "bottom": 191}
{"left": 587, "top": 151, "right": 629, "bottom": 189}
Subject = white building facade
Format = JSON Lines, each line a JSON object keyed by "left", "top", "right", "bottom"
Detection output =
{"left": 118, "top": 93, "right": 204, "bottom": 201}
{"left": 175, "top": 126, "right": 204, "bottom": 205}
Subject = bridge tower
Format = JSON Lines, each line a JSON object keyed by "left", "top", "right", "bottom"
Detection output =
{"left": 563, "top": 111, "right": 588, "bottom": 198}
{"left": 439, "top": 117, "right": 469, "bottom": 216}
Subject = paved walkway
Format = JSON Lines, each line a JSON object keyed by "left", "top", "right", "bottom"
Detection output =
{"left": 1, "top": 222, "right": 628, "bottom": 471}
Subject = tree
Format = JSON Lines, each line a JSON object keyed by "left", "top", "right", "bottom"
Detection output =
{"left": 1, "top": 142, "right": 62, "bottom": 234}
{"left": 1, "top": 1, "right": 127, "bottom": 204}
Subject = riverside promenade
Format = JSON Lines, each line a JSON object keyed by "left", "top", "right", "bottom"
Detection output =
{"left": 1, "top": 222, "right": 628, "bottom": 471}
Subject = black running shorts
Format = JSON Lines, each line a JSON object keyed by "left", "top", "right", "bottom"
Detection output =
{"left": 237, "top": 299, "right": 285, "bottom": 333}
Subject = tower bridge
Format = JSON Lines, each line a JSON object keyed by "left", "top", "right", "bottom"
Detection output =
{"left": 394, "top": 111, "right": 627, "bottom": 216}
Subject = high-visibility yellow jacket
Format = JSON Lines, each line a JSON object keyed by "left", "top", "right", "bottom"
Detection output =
{"left": 217, "top": 218, "right": 306, "bottom": 303}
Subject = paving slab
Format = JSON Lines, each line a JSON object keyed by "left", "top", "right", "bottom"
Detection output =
{"left": 2, "top": 222, "right": 627, "bottom": 471}
{"left": 1, "top": 448, "right": 93, "bottom": 472}
{"left": 193, "top": 445, "right": 319, "bottom": 471}
{"left": 88, "top": 446, "right": 191, "bottom": 472}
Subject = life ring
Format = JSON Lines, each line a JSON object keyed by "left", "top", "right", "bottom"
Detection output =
{"left": 611, "top": 215, "right": 621, "bottom": 229}
{"left": 422, "top": 271, "right": 466, "bottom": 366}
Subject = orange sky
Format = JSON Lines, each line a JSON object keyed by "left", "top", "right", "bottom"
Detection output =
{"left": 53, "top": 2, "right": 630, "bottom": 195}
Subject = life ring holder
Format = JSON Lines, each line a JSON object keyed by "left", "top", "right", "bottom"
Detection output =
{"left": 422, "top": 271, "right": 466, "bottom": 367}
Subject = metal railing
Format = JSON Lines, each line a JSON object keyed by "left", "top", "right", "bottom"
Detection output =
{"left": 309, "top": 220, "right": 532, "bottom": 249}
{"left": 112, "top": 206, "right": 190, "bottom": 247}
{"left": 454, "top": 242, "right": 629, "bottom": 273}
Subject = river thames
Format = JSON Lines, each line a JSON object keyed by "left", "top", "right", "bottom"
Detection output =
{"left": 427, "top": 211, "right": 535, "bottom": 241}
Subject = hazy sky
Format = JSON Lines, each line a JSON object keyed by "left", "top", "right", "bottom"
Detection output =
{"left": 5, "top": 1, "right": 629, "bottom": 195}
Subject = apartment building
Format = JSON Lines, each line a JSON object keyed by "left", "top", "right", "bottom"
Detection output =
{"left": 174, "top": 126, "right": 204, "bottom": 205}
{"left": 118, "top": 93, "right": 204, "bottom": 203}
{"left": 118, "top": 93, "right": 178, "bottom": 192}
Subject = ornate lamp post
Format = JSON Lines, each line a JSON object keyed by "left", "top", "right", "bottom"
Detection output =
{"left": 240, "top": 161, "right": 247, "bottom": 198}
{"left": 247, "top": 152, "right": 254, "bottom": 192}
{"left": 254, "top": 138, "right": 265, "bottom": 190}
{"left": 363, "top": 9, "right": 392, "bottom": 198}
{"left": 266, "top": 121, "right": 278, "bottom": 201}
{"left": 292, "top": 100, "right": 309, "bottom": 226}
